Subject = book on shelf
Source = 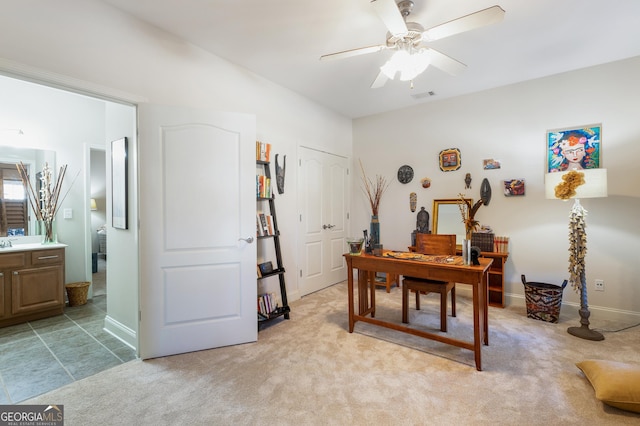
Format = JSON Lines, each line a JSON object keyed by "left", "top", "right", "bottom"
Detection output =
{"left": 258, "top": 213, "right": 269, "bottom": 235}
{"left": 256, "top": 174, "right": 272, "bottom": 199}
{"left": 257, "top": 292, "right": 278, "bottom": 316}
{"left": 493, "top": 236, "right": 510, "bottom": 253}
{"left": 265, "top": 215, "right": 274, "bottom": 236}
{"left": 256, "top": 141, "right": 271, "bottom": 162}
{"left": 256, "top": 215, "right": 264, "bottom": 237}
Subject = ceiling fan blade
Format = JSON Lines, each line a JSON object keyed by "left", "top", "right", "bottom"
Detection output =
{"left": 371, "top": 70, "right": 389, "bottom": 89}
{"left": 371, "top": 0, "right": 408, "bottom": 37}
{"left": 320, "top": 44, "right": 387, "bottom": 61}
{"left": 427, "top": 48, "right": 467, "bottom": 76}
{"left": 422, "top": 5, "right": 505, "bottom": 42}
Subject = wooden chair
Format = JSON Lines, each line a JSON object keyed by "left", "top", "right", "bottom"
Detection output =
{"left": 402, "top": 234, "right": 457, "bottom": 332}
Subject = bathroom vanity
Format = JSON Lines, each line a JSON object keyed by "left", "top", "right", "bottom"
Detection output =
{"left": 0, "top": 243, "right": 66, "bottom": 327}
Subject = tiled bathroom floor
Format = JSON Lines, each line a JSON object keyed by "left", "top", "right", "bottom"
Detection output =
{"left": 0, "top": 295, "right": 137, "bottom": 403}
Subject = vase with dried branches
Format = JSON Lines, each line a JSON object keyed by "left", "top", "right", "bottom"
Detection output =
{"left": 359, "top": 160, "right": 389, "bottom": 248}
{"left": 457, "top": 193, "right": 484, "bottom": 240}
{"left": 16, "top": 161, "right": 68, "bottom": 244}
{"left": 457, "top": 193, "right": 483, "bottom": 264}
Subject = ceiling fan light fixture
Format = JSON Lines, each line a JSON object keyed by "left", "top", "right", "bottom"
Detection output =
{"left": 399, "top": 49, "right": 430, "bottom": 81}
{"left": 381, "top": 47, "right": 430, "bottom": 82}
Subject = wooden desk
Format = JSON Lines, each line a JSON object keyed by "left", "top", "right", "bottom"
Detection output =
{"left": 344, "top": 252, "right": 493, "bottom": 371}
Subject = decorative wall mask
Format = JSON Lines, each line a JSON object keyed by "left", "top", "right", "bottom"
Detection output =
{"left": 465, "top": 173, "right": 472, "bottom": 189}
{"left": 481, "top": 178, "right": 492, "bottom": 206}
{"left": 410, "top": 192, "right": 417, "bottom": 212}
{"left": 397, "top": 165, "right": 414, "bottom": 184}
{"left": 421, "top": 177, "right": 431, "bottom": 188}
{"left": 275, "top": 154, "right": 286, "bottom": 194}
{"left": 439, "top": 148, "right": 461, "bottom": 172}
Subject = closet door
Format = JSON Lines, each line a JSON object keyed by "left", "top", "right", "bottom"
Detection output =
{"left": 298, "top": 147, "right": 348, "bottom": 296}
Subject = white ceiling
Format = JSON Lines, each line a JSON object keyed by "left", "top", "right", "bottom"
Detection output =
{"left": 99, "top": 0, "right": 640, "bottom": 118}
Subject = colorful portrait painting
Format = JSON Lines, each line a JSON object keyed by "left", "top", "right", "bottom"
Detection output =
{"left": 547, "top": 124, "right": 601, "bottom": 173}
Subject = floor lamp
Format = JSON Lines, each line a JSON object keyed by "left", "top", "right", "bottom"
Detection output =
{"left": 545, "top": 168, "right": 608, "bottom": 341}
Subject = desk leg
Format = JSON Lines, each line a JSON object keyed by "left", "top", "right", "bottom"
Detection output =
{"left": 472, "top": 282, "right": 482, "bottom": 371}
{"left": 347, "top": 260, "right": 355, "bottom": 333}
{"left": 483, "top": 270, "right": 489, "bottom": 346}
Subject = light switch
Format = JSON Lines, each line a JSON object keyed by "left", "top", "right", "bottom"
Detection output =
{"left": 64, "top": 208, "right": 73, "bottom": 219}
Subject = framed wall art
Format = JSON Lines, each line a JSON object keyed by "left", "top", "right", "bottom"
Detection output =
{"left": 546, "top": 124, "right": 601, "bottom": 173}
{"left": 503, "top": 179, "right": 525, "bottom": 196}
{"left": 439, "top": 148, "right": 461, "bottom": 172}
{"left": 111, "top": 137, "right": 128, "bottom": 230}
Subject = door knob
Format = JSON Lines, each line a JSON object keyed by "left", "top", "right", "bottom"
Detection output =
{"left": 322, "top": 224, "right": 336, "bottom": 229}
{"left": 238, "top": 237, "right": 254, "bottom": 244}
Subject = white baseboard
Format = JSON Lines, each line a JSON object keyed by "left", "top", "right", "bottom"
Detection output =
{"left": 104, "top": 315, "right": 137, "bottom": 352}
{"left": 455, "top": 286, "right": 640, "bottom": 323}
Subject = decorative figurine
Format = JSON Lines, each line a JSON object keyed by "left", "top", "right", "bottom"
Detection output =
{"left": 416, "top": 207, "right": 429, "bottom": 234}
{"left": 410, "top": 192, "right": 417, "bottom": 212}
{"left": 465, "top": 173, "right": 472, "bottom": 189}
{"left": 275, "top": 154, "right": 286, "bottom": 194}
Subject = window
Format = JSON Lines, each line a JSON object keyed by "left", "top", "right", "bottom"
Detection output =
{"left": 0, "top": 163, "right": 28, "bottom": 237}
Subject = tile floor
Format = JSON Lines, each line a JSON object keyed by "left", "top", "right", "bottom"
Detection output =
{"left": 0, "top": 294, "right": 137, "bottom": 403}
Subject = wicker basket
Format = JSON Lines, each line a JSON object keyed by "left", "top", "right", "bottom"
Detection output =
{"left": 65, "top": 282, "right": 91, "bottom": 306}
{"left": 521, "top": 275, "right": 567, "bottom": 323}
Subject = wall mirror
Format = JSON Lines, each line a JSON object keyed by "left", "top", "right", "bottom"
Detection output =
{"left": 0, "top": 146, "right": 56, "bottom": 238}
{"left": 432, "top": 198, "right": 470, "bottom": 245}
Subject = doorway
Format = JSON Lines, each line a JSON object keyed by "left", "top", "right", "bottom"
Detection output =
{"left": 297, "top": 147, "right": 349, "bottom": 296}
{"left": 90, "top": 148, "right": 107, "bottom": 297}
{"left": 0, "top": 72, "right": 139, "bottom": 401}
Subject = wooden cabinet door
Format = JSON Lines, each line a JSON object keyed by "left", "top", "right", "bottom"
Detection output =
{"left": 0, "top": 272, "right": 5, "bottom": 318}
{"left": 11, "top": 265, "right": 64, "bottom": 315}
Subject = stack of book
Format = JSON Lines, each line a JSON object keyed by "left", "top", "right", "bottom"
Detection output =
{"left": 256, "top": 141, "right": 271, "bottom": 162}
{"left": 494, "top": 236, "right": 510, "bottom": 253}
{"left": 258, "top": 292, "right": 277, "bottom": 319}
{"left": 256, "top": 174, "right": 272, "bottom": 198}
{"left": 256, "top": 213, "right": 275, "bottom": 236}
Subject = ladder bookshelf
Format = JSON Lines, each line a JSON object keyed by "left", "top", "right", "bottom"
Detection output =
{"left": 256, "top": 152, "right": 290, "bottom": 328}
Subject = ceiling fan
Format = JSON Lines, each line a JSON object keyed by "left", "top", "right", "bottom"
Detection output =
{"left": 320, "top": 0, "right": 505, "bottom": 88}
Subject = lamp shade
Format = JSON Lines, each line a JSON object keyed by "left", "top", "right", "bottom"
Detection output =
{"left": 545, "top": 168, "right": 607, "bottom": 199}
{"left": 90, "top": 198, "right": 97, "bottom": 211}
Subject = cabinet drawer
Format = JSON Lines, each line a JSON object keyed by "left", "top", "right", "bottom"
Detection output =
{"left": 0, "top": 252, "right": 27, "bottom": 269}
{"left": 30, "top": 249, "right": 65, "bottom": 266}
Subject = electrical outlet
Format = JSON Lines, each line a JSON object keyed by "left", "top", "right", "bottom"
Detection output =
{"left": 595, "top": 279, "right": 604, "bottom": 291}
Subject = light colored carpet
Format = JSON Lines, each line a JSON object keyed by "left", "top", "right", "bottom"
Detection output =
{"left": 26, "top": 281, "right": 640, "bottom": 425}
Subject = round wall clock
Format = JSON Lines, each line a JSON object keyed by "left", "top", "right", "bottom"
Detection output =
{"left": 397, "top": 165, "right": 414, "bottom": 184}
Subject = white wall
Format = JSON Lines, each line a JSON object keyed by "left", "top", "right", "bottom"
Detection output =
{"left": 353, "top": 56, "right": 640, "bottom": 320}
{"left": 0, "top": 0, "right": 353, "bottom": 311}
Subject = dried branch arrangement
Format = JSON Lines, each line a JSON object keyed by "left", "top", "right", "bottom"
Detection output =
{"left": 359, "top": 160, "right": 389, "bottom": 216}
{"left": 16, "top": 161, "right": 69, "bottom": 242}
{"left": 457, "top": 193, "right": 484, "bottom": 239}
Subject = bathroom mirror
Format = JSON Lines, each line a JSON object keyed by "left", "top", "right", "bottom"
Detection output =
{"left": 432, "top": 198, "right": 471, "bottom": 246}
{"left": 0, "top": 146, "right": 56, "bottom": 238}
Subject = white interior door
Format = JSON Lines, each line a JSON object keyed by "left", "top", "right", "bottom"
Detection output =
{"left": 138, "top": 104, "right": 257, "bottom": 359}
{"left": 298, "top": 147, "right": 348, "bottom": 296}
